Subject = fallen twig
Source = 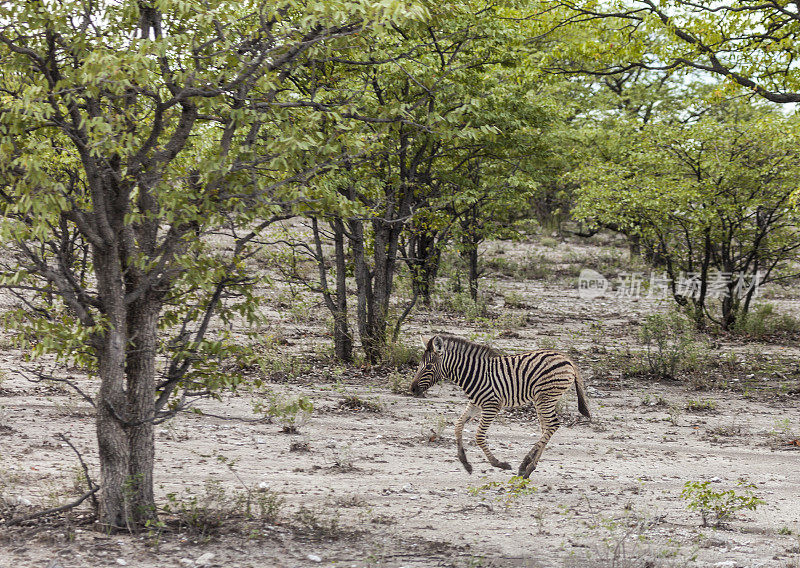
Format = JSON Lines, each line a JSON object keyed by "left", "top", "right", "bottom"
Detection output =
{"left": 57, "top": 433, "right": 99, "bottom": 513}
{"left": 4, "top": 487, "right": 99, "bottom": 526}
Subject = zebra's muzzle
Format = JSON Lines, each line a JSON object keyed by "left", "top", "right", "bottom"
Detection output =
{"left": 410, "top": 382, "right": 426, "bottom": 397}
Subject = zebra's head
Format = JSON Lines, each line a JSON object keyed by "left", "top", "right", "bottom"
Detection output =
{"left": 410, "top": 335, "right": 445, "bottom": 397}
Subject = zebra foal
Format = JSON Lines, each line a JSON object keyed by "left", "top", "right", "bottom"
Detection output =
{"left": 410, "top": 334, "right": 590, "bottom": 479}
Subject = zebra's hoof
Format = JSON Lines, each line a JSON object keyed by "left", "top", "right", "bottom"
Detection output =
{"left": 497, "top": 461, "right": 512, "bottom": 470}
{"left": 462, "top": 461, "right": 473, "bottom": 474}
{"left": 522, "top": 464, "right": 536, "bottom": 479}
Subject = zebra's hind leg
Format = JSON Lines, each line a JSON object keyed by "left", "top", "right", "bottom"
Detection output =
{"left": 455, "top": 402, "right": 478, "bottom": 474}
{"left": 519, "top": 404, "right": 560, "bottom": 479}
{"left": 476, "top": 403, "right": 512, "bottom": 471}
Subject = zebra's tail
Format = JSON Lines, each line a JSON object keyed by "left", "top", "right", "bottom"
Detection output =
{"left": 574, "top": 368, "right": 591, "bottom": 420}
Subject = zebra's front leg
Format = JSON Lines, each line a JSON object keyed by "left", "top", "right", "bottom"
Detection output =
{"left": 476, "top": 403, "right": 512, "bottom": 471}
{"left": 455, "top": 402, "right": 478, "bottom": 474}
{"left": 519, "top": 405, "right": 560, "bottom": 479}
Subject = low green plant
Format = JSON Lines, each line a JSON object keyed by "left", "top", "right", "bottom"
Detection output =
{"left": 467, "top": 476, "right": 537, "bottom": 509}
{"left": 638, "top": 312, "right": 705, "bottom": 379}
{"left": 162, "top": 480, "right": 235, "bottom": 536}
{"left": 294, "top": 504, "right": 341, "bottom": 537}
{"left": 681, "top": 479, "right": 764, "bottom": 528}
{"left": 640, "top": 394, "right": 668, "bottom": 407}
{"left": 380, "top": 341, "right": 420, "bottom": 368}
{"left": 161, "top": 475, "right": 284, "bottom": 537}
{"left": 685, "top": 399, "right": 717, "bottom": 412}
{"left": 386, "top": 370, "right": 409, "bottom": 395}
{"left": 537, "top": 337, "right": 558, "bottom": 350}
{"left": 437, "top": 289, "right": 490, "bottom": 320}
{"left": 733, "top": 303, "right": 800, "bottom": 339}
{"left": 254, "top": 392, "right": 314, "bottom": 433}
{"left": 502, "top": 291, "right": 529, "bottom": 309}
{"left": 421, "top": 413, "right": 448, "bottom": 442}
{"left": 339, "top": 394, "right": 382, "bottom": 413}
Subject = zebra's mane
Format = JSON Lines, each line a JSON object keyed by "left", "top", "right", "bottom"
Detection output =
{"left": 437, "top": 335, "right": 504, "bottom": 358}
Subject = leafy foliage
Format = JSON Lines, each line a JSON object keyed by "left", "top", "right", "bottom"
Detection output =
{"left": 681, "top": 480, "right": 764, "bottom": 528}
{"left": 571, "top": 97, "right": 800, "bottom": 328}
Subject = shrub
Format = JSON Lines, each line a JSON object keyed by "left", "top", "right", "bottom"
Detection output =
{"left": 681, "top": 479, "right": 763, "bottom": 528}
{"left": 380, "top": 341, "right": 420, "bottom": 368}
{"left": 638, "top": 312, "right": 705, "bottom": 379}
{"left": 503, "top": 291, "right": 530, "bottom": 309}
{"left": 732, "top": 303, "right": 800, "bottom": 339}
{"left": 386, "top": 370, "right": 409, "bottom": 395}
{"left": 338, "top": 394, "right": 382, "bottom": 412}
{"left": 467, "top": 476, "right": 537, "bottom": 509}
{"left": 437, "top": 289, "right": 490, "bottom": 320}
{"left": 254, "top": 392, "right": 314, "bottom": 433}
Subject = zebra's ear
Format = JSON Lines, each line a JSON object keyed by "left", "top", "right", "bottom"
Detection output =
{"left": 421, "top": 335, "right": 432, "bottom": 349}
{"left": 432, "top": 335, "right": 444, "bottom": 353}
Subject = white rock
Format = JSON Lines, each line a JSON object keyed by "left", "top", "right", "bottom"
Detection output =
{"left": 307, "top": 554, "right": 322, "bottom": 562}
{"left": 115, "top": 559, "right": 128, "bottom": 566}
{"left": 10, "top": 495, "right": 33, "bottom": 507}
{"left": 709, "top": 476, "right": 722, "bottom": 483}
{"left": 195, "top": 552, "right": 216, "bottom": 566}
{"left": 178, "top": 559, "right": 194, "bottom": 567}
{"left": 712, "top": 562, "right": 736, "bottom": 568}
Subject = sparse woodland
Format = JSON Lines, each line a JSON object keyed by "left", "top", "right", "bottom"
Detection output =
{"left": 0, "top": 2, "right": 799, "bottom": 567}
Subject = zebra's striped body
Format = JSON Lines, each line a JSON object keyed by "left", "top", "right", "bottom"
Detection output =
{"left": 410, "top": 334, "right": 590, "bottom": 478}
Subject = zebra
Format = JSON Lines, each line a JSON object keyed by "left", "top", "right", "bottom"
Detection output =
{"left": 410, "top": 334, "right": 590, "bottom": 479}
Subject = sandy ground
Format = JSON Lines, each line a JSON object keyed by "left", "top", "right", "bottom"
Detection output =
{"left": 1, "top": 238, "right": 799, "bottom": 568}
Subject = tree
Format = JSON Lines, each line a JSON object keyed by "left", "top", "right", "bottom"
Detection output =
{"left": 550, "top": 0, "right": 800, "bottom": 111}
{"left": 571, "top": 100, "right": 800, "bottom": 329}
{"left": 0, "top": 0, "right": 423, "bottom": 529}
{"left": 290, "top": 3, "right": 556, "bottom": 360}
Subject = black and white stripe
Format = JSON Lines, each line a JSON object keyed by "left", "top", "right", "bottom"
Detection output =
{"left": 410, "top": 334, "right": 590, "bottom": 478}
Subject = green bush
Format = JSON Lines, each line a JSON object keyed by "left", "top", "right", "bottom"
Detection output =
{"left": 380, "top": 341, "right": 420, "bottom": 368}
{"left": 467, "top": 476, "right": 537, "bottom": 509}
{"left": 437, "top": 289, "right": 490, "bottom": 320}
{"left": 732, "top": 303, "right": 800, "bottom": 339}
{"left": 638, "top": 312, "right": 705, "bottom": 379}
{"left": 254, "top": 392, "right": 314, "bottom": 433}
{"left": 681, "top": 479, "right": 763, "bottom": 528}
{"left": 161, "top": 478, "right": 283, "bottom": 536}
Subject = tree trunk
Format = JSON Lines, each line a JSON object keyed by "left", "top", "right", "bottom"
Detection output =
{"left": 461, "top": 207, "right": 481, "bottom": 302}
{"left": 406, "top": 229, "right": 441, "bottom": 306}
{"left": 125, "top": 296, "right": 160, "bottom": 525}
{"left": 348, "top": 217, "right": 379, "bottom": 362}
{"left": 331, "top": 218, "right": 353, "bottom": 362}
{"left": 93, "top": 247, "right": 131, "bottom": 529}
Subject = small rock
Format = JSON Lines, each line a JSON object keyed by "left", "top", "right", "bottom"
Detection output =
{"left": 195, "top": 552, "right": 215, "bottom": 566}
{"left": 709, "top": 476, "right": 722, "bottom": 483}
{"left": 3, "top": 495, "right": 31, "bottom": 507}
{"left": 115, "top": 560, "right": 128, "bottom": 566}
{"left": 307, "top": 554, "right": 322, "bottom": 562}
{"left": 178, "top": 559, "right": 194, "bottom": 567}
{"left": 712, "top": 562, "right": 737, "bottom": 568}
